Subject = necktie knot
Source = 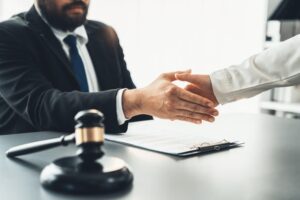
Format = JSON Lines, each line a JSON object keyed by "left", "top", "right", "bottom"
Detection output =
{"left": 64, "top": 35, "right": 77, "bottom": 49}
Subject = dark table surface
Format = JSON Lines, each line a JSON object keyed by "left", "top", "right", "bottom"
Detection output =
{"left": 1, "top": 114, "right": 300, "bottom": 200}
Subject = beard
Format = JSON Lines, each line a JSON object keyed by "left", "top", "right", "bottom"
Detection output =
{"left": 38, "top": 0, "right": 89, "bottom": 32}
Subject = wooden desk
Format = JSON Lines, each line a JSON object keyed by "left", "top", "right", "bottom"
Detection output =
{"left": 1, "top": 114, "right": 300, "bottom": 200}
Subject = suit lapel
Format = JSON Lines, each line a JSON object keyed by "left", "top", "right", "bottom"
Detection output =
{"left": 39, "top": 34, "right": 72, "bottom": 73}
{"left": 86, "top": 30, "right": 115, "bottom": 90}
{"left": 25, "top": 7, "right": 80, "bottom": 88}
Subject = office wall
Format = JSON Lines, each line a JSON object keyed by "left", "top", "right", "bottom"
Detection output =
{"left": 0, "top": 0, "right": 32, "bottom": 18}
{"left": 0, "top": 0, "right": 268, "bottom": 114}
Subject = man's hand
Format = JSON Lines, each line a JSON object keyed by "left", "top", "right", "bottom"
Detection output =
{"left": 122, "top": 71, "right": 219, "bottom": 124}
{"left": 175, "top": 73, "right": 219, "bottom": 106}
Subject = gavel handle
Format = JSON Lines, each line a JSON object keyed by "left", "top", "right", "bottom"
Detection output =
{"left": 6, "top": 134, "right": 75, "bottom": 157}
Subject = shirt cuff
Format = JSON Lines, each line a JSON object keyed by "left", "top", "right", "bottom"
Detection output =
{"left": 210, "top": 70, "right": 235, "bottom": 105}
{"left": 116, "top": 88, "right": 129, "bottom": 125}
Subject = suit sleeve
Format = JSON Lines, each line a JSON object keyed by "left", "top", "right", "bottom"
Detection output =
{"left": 210, "top": 35, "right": 300, "bottom": 104}
{"left": 0, "top": 27, "right": 129, "bottom": 133}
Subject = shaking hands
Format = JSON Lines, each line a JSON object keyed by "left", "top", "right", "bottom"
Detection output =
{"left": 122, "top": 71, "right": 219, "bottom": 124}
{"left": 176, "top": 73, "right": 219, "bottom": 106}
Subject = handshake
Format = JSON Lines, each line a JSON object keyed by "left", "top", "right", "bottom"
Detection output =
{"left": 122, "top": 70, "right": 219, "bottom": 124}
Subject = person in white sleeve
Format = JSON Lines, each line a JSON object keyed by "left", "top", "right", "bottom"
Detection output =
{"left": 176, "top": 34, "right": 300, "bottom": 106}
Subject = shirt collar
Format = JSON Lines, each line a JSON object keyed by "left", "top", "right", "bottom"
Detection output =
{"left": 34, "top": 3, "right": 89, "bottom": 45}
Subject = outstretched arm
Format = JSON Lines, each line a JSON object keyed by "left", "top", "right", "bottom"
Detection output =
{"left": 177, "top": 35, "right": 300, "bottom": 104}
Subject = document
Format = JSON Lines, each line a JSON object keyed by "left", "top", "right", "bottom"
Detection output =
{"left": 106, "top": 119, "right": 242, "bottom": 157}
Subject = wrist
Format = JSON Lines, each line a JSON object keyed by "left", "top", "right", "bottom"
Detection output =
{"left": 122, "top": 89, "right": 143, "bottom": 119}
{"left": 206, "top": 75, "right": 219, "bottom": 105}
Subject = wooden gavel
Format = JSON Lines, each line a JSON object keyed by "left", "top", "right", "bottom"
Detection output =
{"left": 5, "top": 109, "right": 133, "bottom": 194}
{"left": 6, "top": 109, "right": 105, "bottom": 162}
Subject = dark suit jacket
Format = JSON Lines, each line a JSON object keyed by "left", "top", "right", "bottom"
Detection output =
{"left": 0, "top": 7, "right": 152, "bottom": 134}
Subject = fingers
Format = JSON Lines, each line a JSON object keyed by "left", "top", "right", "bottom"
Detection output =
{"left": 176, "top": 87, "right": 215, "bottom": 107}
{"left": 174, "top": 109, "right": 215, "bottom": 123}
{"left": 174, "top": 116, "right": 202, "bottom": 124}
{"left": 161, "top": 69, "right": 191, "bottom": 81}
{"left": 175, "top": 73, "right": 201, "bottom": 85}
{"left": 185, "top": 84, "right": 202, "bottom": 94}
{"left": 175, "top": 100, "right": 219, "bottom": 116}
{"left": 185, "top": 83, "right": 219, "bottom": 107}
{"left": 163, "top": 86, "right": 218, "bottom": 124}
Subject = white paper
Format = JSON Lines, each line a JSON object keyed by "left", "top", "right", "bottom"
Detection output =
{"left": 106, "top": 119, "right": 235, "bottom": 156}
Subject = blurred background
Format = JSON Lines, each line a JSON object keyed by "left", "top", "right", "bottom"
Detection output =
{"left": 1, "top": 0, "right": 298, "bottom": 117}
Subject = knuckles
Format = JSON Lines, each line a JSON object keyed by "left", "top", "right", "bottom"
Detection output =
{"left": 164, "top": 100, "right": 174, "bottom": 110}
{"left": 187, "top": 111, "right": 196, "bottom": 118}
{"left": 165, "top": 85, "right": 178, "bottom": 96}
{"left": 191, "top": 104, "right": 201, "bottom": 112}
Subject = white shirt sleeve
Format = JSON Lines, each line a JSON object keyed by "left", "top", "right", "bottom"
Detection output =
{"left": 210, "top": 34, "right": 300, "bottom": 105}
{"left": 116, "top": 88, "right": 128, "bottom": 125}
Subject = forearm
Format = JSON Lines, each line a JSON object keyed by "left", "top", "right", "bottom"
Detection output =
{"left": 210, "top": 35, "right": 300, "bottom": 104}
{"left": 4, "top": 86, "right": 127, "bottom": 133}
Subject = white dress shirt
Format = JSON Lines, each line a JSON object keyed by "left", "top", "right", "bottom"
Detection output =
{"left": 210, "top": 34, "right": 300, "bottom": 105}
{"left": 34, "top": 3, "right": 127, "bottom": 124}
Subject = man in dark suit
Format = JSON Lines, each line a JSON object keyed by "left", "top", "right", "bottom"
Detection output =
{"left": 0, "top": 0, "right": 218, "bottom": 134}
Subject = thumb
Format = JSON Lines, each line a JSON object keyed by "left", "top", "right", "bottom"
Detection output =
{"left": 161, "top": 69, "right": 191, "bottom": 81}
{"left": 175, "top": 73, "right": 201, "bottom": 85}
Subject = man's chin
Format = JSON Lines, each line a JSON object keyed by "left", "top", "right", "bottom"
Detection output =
{"left": 63, "top": 20, "right": 86, "bottom": 31}
{"left": 63, "top": 14, "right": 87, "bottom": 28}
{"left": 40, "top": 4, "right": 88, "bottom": 31}
{"left": 67, "top": 15, "right": 86, "bottom": 22}
{"left": 65, "top": 12, "right": 87, "bottom": 24}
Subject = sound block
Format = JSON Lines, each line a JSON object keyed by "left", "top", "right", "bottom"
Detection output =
{"left": 40, "top": 156, "right": 133, "bottom": 194}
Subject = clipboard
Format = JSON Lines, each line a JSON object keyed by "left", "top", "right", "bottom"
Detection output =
{"left": 106, "top": 120, "right": 243, "bottom": 157}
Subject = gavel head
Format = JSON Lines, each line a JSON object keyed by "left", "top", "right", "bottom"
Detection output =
{"left": 74, "top": 109, "right": 105, "bottom": 162}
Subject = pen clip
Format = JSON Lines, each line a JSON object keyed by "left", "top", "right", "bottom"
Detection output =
{"left": 189, "top": 139, "right": 229, "bottom": 150}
